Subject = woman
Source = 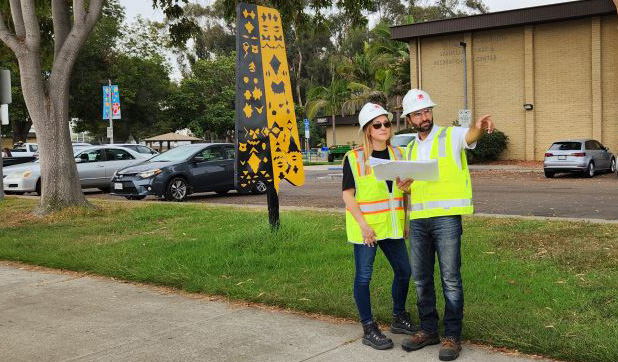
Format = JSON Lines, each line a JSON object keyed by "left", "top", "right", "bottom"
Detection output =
{"left": 342, "top": 102, "right": 417, "bottom": 350}
{"left": 1, "top": 147, "right": 11, "bottom": 158}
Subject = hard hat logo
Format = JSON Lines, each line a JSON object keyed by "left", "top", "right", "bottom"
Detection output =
{"left": 418, "top": 94, "right": 424, "bottom": 100}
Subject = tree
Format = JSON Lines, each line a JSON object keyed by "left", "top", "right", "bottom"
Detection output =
{"left": 71, "top": 14, "right": 172, "bottom": 143}
{"left": 219, "top": 0, "right": 376, "bottom": 107}
{"left": 0, "top": 0, "right": 194, "bottom": 213}
{"left": 306, "top": 78, "right": 350, "bottom": 146}
{"left": 166, "top": 56, "right": 236, "bottom": 141}
{"left": 0, "top": 1, "right": 108, "bottom": 213}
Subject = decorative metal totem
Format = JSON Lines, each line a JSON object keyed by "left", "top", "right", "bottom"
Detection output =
{"left": 235, "top": 3, "right": 305, "bottom": 227}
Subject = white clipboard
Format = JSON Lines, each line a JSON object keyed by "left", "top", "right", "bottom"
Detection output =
{"left": 369, "top": 157, "right": 439, "bottom": 181}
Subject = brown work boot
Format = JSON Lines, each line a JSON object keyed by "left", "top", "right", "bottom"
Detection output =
{"left": 439, "top": 337, "right": 462, "bottom": 361}
{"left": 401, "top": 330, "right": 440, "bottom": 352}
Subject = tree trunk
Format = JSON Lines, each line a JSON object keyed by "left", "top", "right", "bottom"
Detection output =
{"left": 295, "top": 46, "right": 303, "bottom": 107}
{"left": 331, "top": 114, "right": 336, "bottom": 146}
{"left": 11, "top": 118, "right": 32, "bottom": 143}
{"left": 17, "top": 55, "right": 90, "bottom": 214}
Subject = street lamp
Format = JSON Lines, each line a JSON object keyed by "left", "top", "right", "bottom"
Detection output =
{"left": 458, "top": 42, "right": 468, "bottom": 110}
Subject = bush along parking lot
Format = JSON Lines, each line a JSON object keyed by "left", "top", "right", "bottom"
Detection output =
{"left": 0, "top": 197, "right": 617, "bottom": 362}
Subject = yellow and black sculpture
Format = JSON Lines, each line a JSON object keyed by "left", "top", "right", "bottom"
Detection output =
{"left": 235, "top": 3, "right": 305, "bottom": 227}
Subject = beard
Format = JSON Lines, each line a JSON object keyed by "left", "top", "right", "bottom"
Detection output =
{"left": 416, "top": 119, "right": 434, "bottom": 133}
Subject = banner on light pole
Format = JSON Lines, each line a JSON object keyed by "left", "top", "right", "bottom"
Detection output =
{"left": 102, "top": 85, "right": 121, "bottom": 120}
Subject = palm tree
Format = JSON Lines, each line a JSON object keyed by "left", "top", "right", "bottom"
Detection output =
{"left": 343, "top": 69, "right": 406, "bottom": 131}
{"left": 339, "top": 22, "right": 411, "bottom": 131}
{"left": 306, "top": 79, "right": 349, "bottom": 146}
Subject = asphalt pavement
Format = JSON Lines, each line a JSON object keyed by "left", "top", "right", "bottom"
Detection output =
{"left": 0, "top": 263, "right": 556, "bottom": 362}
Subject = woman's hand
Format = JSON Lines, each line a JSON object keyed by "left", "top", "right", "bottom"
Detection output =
{"left": 360, "top": 223, "right": 377, "bottom": 247}
{"left": 396, "top": 177, "right": 414, "bottom": 193}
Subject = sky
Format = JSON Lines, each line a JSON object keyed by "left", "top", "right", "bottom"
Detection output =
{"left": 119, "top": 0, "right": 580, "bottom": 23}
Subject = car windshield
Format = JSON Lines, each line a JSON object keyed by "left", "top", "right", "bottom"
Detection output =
{"left": 149, "top": 146, "right": 196, "bottom": 162}
{"left": 550, "top": 142, "right": 581, "bottom": 151}
{"left": 11, "top": 146, "right": 27, "bottom": 152}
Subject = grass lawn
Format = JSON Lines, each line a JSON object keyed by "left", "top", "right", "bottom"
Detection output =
{"left": 1, "top": 197, "right": 616, "bottom": 362}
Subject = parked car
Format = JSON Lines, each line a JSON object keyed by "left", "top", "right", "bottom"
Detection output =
{"left": 10, "top": 142, "right": 38, "bottom": 158}
{"left": 3, "top": 145, "right": 145, "bottom": 195}
{"left": 72, "top": 142, "right": 92, "bottom": 147}
{"left": 114, "top": 143, "right": 158, "bottom": 157}
{"left": 391, "top": 133, "right": 417, "bottom": 147}
{"left": 2, "top": 155, "right": 36, "bottom": 167}
{"left": 31, "top": 143, "right": 95, "bottom": 160}
{"left": 110, "top": 143, "right": 265, "bottom": 201}
{"left": 543, "top": 139, "right": 616, "bottom": 178}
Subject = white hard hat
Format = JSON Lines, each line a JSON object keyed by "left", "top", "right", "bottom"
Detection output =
{"left": 401, "top": 89, "right": 436, "bottom": 118}
{"left": 358, "top": 103, "right": 393, "bottom": 132}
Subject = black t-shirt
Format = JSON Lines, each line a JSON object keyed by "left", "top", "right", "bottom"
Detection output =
{"left": 342, "top": 148, "right": 393, "bottom": 193}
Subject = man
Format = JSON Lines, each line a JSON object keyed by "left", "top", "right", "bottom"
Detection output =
{"left": 396, "top": 89, "right": 493, "bottom": 361}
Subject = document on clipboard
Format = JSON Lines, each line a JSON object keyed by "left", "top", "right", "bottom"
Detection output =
{"left": 369, "top": 157, "right": 439, "bottom": 181}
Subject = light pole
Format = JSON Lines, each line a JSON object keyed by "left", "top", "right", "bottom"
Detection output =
{"left": 458, "top": 41, "right": 468, "bottom": 110}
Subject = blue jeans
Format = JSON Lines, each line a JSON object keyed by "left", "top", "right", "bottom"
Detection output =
{"left": 409, "top": 215, "right": 463, "bottom": 340}
{"left": 353, "top": 238, "right": 412, "bottom": 325}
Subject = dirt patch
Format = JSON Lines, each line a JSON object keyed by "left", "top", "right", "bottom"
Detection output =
{"left": 0, "top": 197, "right": 143, "bottom": 229}
{"left": 482, "top": 218, "right": 618, "bottom": 272}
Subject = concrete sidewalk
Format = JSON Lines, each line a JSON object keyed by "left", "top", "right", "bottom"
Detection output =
{"left": 0, "top": 264, "right": 557, "bottom": 362}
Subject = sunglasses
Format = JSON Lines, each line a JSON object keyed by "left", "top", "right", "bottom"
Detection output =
{"left": 371, "top": 121, "right": 392, "bottom": 130}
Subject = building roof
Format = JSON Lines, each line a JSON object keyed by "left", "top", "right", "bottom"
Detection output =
{"left": 143, "top": 132, "right": 202, "bottom": 142}
{"left": 391, "top": 0, "right": 616, "bottom": 41}
{"left": 315, "top": 114, "right": 359, "bottom": 127}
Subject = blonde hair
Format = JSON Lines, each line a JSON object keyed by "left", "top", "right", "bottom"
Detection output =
{"left": 360, "top": 119, "right": 392, "bottom": 176}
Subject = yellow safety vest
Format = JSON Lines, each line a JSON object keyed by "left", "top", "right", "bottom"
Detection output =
{"left": 405, "top": 126, "right": 474, "bottom": 219}
{"left": 345, "top": 146, "right": 407, "bottom": 244}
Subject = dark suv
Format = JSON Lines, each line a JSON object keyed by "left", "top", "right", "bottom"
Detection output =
{"left": 110, "top": 143, "right": 265, "bottom": 201}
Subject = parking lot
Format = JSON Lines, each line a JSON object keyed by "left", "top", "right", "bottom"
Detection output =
{"left": 85, "top": 167, "right": 618, "bottom": 221}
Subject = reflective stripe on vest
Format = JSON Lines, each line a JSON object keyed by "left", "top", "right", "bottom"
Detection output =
{"left": 410, "top": 198, "right": 471, "bottom": 212}
{"left": 358, "top": 198, "right": 404, "bottom": 214}
{"left": 353, "top": 149, "right": 365, "bottom": 176}
{"left": 438, "top": 129, "right": 447, "bottom": 157}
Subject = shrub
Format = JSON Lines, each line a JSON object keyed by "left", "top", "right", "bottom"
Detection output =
{"left": 466, "top": 129, "right": 508, "bottom": 163}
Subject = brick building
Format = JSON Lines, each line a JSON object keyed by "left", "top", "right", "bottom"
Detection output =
{"left": 391, "top": 0, "right": 618, "bottom": 160}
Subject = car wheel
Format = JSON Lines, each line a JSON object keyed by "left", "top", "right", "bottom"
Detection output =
{"left": 585, "top": 162, "right": 595, "bottom": 178}
{"left": 327, "top": 153, "right": 334, "bottom": 162}
{"left": 251, "top": 180, "right": 268, "bottom": 195}
{"left": 125, "top": 195, "right": 146, "bottom": 200}
{"left": 215, "top": 189, "right": 230, "bottom": 195}
{"left": 610, "top": 158, "right": 616, "bottom": 173}
{"left": 98, "top": 187, "right": 111, "bottom": 193}
{"left": 165, "top": 177, "right": 188, "bottom": 202}
{"left": 35, "top": 179, "right": 41, "bottom": 196}
{"left": 544, "top": 169, "right": 555, "bottom": 178}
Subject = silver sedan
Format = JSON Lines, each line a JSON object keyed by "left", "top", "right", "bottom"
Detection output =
{"left": 3, "top": 145, "right": 148, "bottom": 194}
{"left": 543, "top": 139, "right": 616, "bottom": 178}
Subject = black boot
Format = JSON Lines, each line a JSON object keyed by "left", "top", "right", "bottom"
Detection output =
{"left": 391, "top": 311, "right": 419, "bottom": 335}
{"left": 362, "top": 321, "right": 394, "bottom": 350}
